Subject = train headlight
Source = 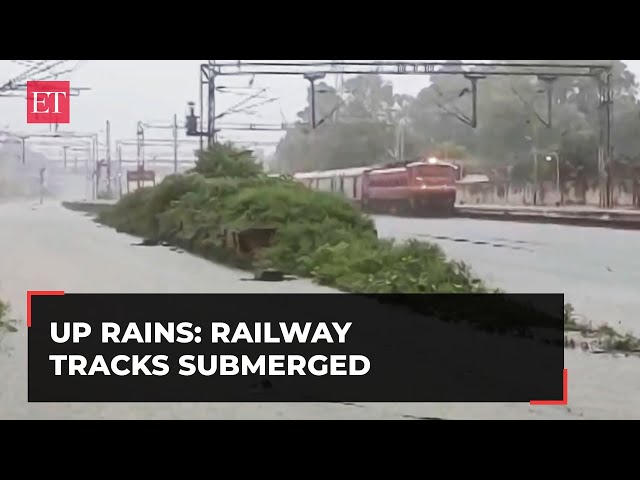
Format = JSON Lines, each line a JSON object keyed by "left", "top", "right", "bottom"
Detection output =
{"left": 428, "top": 157, "right": 438, "bottom": 164}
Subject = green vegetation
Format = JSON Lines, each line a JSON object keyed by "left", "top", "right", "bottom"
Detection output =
{"left": 564, "top": 302, "right": 640, "bottom": 353}
{"left": 272, "top": 61, "right": 640, "bottom": 201}
{"left": 564, "top": 303, "right": 585, "bottom": 332}
{"left": 99, "top": 144, "right": 487, "bottom": 294}
{"left": 191, "top": 141, "right": 264, "bottom": 178}
{"left": 67, "top": 143, "right": 635, "bottom": 349}
{"left": 0, "top": 298, "right": 18, "bottom": 342}
{"left": 96, "top": 146, "right": 565, "bottom": 331}
{"left": 602, "top": 333, "right": 640, "bottom": 353}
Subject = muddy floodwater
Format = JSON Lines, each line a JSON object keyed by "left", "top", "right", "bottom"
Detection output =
{"left": 375, "top": 215, "right": 640, "bottom": 335}
{"left": 0, "top": 201, "right": 639, "bottom": 419}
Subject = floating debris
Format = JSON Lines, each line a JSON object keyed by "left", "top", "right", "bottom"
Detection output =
{"left": 254, "top": 269, "right": 285, "bottom": 282}
{"left": 402, "top": 414, "right": 446, "bottom": 420}
{"left": 132, "top": 239, "right": 159, "bottom": 247}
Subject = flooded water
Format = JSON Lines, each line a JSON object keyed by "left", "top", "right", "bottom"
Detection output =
{"left": 0, "top": 201, "right": 638, "bottom": 419}
{"left": 375, "top": 215, "right": 640, "bottom": 335}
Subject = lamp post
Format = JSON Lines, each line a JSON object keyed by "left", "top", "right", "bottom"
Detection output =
{"left": 136, "top": 121, "right": 145, "bottom": 170}
{"left": 525, "top": 135, "right": 539, "bottom": 205}
{"left": 545, "top": 152, "right": 561, "bottom": 204}
{"left": 303, "top": 73, "right": 326, "bottom": 129}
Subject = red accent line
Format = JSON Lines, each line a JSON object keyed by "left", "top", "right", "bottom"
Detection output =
{"left": 26, "top": 290, "right": 65, "bottom": 327}
{"left": 530, "top": 369, "right": 568, "bottom": 405}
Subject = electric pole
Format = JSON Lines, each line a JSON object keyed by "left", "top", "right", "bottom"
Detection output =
{"left": 196, "top": 61, "right": 614, "bottom": 206}
{"left": 118, "top": 144, "right": 123, "bottom": 197}
{"left": 532, "top": 118, "right": 539, "bottom": 206}
{"left": 333, "top": 60, "right": 344, "bottom": 122}
{"left": 173, "top": 114, "right": 179, "bottom": 174}
{"left": 106, "top": 120, "right": 112, "bottom": 195}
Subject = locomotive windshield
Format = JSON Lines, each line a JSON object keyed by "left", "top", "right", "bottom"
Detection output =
{"left": 414, "top": 165, "right": 456, "bottom": 179}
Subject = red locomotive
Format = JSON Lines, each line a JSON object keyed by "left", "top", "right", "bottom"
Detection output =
{"left": 293, "top": 157, "right": 459, "bottom": 217}
{"left": 362, "top": 159, "right": 458, "bottom": 215}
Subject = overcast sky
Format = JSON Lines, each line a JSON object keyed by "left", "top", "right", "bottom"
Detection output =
{"left": 2, "top": 60, "right": 639, "bottom": 161}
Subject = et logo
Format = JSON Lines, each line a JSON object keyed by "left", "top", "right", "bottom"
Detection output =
{"left": 26, "top": 80, "right": 70, "bottom": 124}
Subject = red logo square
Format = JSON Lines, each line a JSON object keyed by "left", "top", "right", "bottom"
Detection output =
{"left": 26, "top": 81, "right": 70, "bottom": 124}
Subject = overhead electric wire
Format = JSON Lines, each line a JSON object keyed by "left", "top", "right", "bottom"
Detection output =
{"left": 1, "top": 60, "right": 85, "bottom": 92}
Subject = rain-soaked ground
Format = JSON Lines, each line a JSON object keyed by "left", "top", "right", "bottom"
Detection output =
{"left": 1, "top": 200, "right": 639, "bottom": 419}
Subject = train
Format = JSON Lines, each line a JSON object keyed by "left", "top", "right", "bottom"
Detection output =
{"left": 290, "top": 157, "right": 460, "bottom": 216}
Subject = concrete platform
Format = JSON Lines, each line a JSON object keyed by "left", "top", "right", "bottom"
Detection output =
{"left": 456, "top": 204, "right": 640, "bottom": 229}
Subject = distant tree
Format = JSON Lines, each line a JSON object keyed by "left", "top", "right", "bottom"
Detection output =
{"left": 272, "top": 60, "right": 640, "bottom": 182}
